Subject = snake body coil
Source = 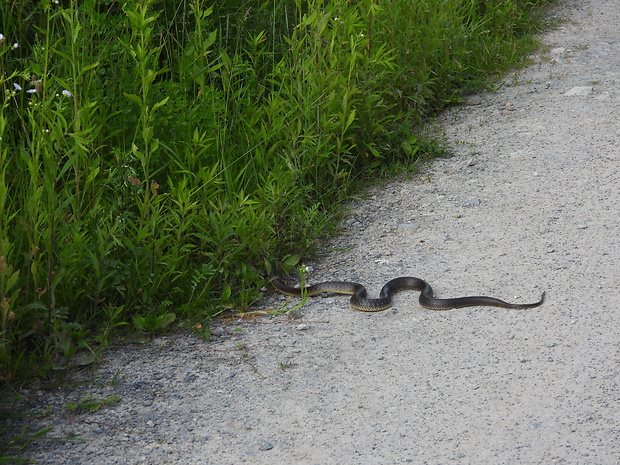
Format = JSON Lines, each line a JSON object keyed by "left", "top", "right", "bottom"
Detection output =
{"left": 272, "top": 277, "right": 545, "bottom": 311}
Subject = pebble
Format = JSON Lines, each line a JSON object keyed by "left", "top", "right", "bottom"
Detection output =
{"left": 466, "top": 96, "right": 483, "bottom": 105}
{"left": 211, "top": 327, "right": 227, "bottom": 337}
{"left": 462, "top": 199, "right": 480, "bottom": 207}
{"left": 396, "top": 223, "right": 420, "bottom": 235}
{"left": 345, "top": 218, "right": 362, "bottom": 227}
{"left": 564, "top": 86, "right": 593, "bottom": 96}
{"left": 286, "top": 308, "right": 304, "bottom": 320}
{"left": 257, "top": 439, "right": 274, "bottom": 451}
{"left": 296, "top": 324, "right": 310, "bottom": 331}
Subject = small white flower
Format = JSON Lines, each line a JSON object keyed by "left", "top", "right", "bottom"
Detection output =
{"left": 13, "top": 42, "right": 18, "bottom": 49}
{"left": 62, "top": 89, "right": 72, "bottom": 97}
{"left": 13, "top": 82, "right": 22, "bottom": 91}
{"left": 0, "top": 34, "right": 4, "bottom": 41}
{"left": 26, "top": 88, "right": 37, "bottom": 94}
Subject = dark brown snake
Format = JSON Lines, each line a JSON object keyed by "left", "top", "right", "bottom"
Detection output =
{"left": 272, "top": 277, "right": 545, "bottom": 311}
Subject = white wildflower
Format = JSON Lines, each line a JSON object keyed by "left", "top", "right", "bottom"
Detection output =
{"left": 26, "top": 88, "right": 37, "bottom": 94}
{"left": 62, "top": 89, "right": 72, "bottom": 97}
{"left": 13, "top": 42, "right": 18, "bottom": 49}
{"left": 13, "top": 82, "right": 22, "bottom": 91}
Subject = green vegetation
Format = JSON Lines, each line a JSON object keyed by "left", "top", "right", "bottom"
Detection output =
{"left": 0, "top": 391, "right": 53, "bottom": 462}
{"left": 0, "top": 0, "right": 553, "bottom": 384}
{"left": 64, "top": 394, "right": 120, "bottom": 413}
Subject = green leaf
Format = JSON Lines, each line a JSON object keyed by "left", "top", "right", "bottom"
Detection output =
{"left": 80, "top": 61, "right": 100, "bottom": 75}
{"left": 401, "top": 136, "right": 419, "bottom": 156}
{"left": 152, "top": 96, "right": 169, "bottom": 112}
{"left": 344, "top": 109, "right": 356, "bottom": 132}
{"left": 283, "top": 255, "right": 301, "bottom": 271}
{"left": 4, "top": 268, "right": 20, "bottom": 291}
{"left": 220, "top": 284, "right": 231, "bottom": 303}
{"left": 124, "top": 93, "right": 143, "bottom": 106}
{"left": 156, "top": 312, "right": 176, "bottom": 329}
{"left": 132, "top": 315, "right": 147, "bottom": 331}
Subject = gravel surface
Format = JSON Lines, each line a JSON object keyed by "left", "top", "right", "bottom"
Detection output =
{"left": 8, "top": 0, "right": 620, "bottom": 463}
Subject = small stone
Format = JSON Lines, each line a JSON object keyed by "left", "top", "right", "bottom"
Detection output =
{"left": 212, "top": 327, "right": 227, "bottom": 337}
{"left": 286, "top": 308, "right": 303, "bottom": 320}
{"left": 466, "top": 158, "right": 476, "bottom": 166}
{"left": 296, "top": 324, "right": 310, "bottom": 331}
{"left": 71, "top": 352, "right": 96, "bottom": 366}
{"left": 564, "top": 86, "right": 593, "bottom": 96}
{"left": 257, "top": 439, "right": 273, "bottom": 451}
{"left": 453, "top": 213, "right": 462, "bottom": 219}
{"left": 462, "top": 199, "right": 480, "bottom": 207}
{"left": 545, "top": 342, "right": 557, "bottom": 348}
{"left": 346, "top": 218, "right": 362, "bottom": 228}
{"left": 396, "top": 223, "right": 420, "bottom": 235}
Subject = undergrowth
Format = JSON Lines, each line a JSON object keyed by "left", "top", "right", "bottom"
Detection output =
{"left": 0, "top": 0, "right": 554, "bottom": 386}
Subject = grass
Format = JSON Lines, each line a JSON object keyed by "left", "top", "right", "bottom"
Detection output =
{"left": 0, "top": 391, "right": 53, "bottom": 462}
{"left": 0, "top": 0, "right": 555, "bottom": 390}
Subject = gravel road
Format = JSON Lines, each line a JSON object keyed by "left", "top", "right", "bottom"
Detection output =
{"left": 9, "top": 0, "right": 620, "bottom": 463}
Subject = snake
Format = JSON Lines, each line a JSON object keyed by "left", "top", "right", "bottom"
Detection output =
{"left": 272, "top": 276, "right": 545, "bottom": 312}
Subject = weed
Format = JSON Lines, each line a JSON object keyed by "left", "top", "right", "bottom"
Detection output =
{"left": 64, "top": 394, "right": 120, "bottom": 413}
{"left": 279, "top": 361, "right": 297, "bottom": 371}
{"left": 0, "top": 392, "right": 52, "bottom": 461}
{"left": 132, "top": 312, "right": 176, "bottom": 335}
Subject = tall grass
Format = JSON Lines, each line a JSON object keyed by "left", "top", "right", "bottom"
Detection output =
{"left": 0, "top": 0, "right": 552, "bottom": 383}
